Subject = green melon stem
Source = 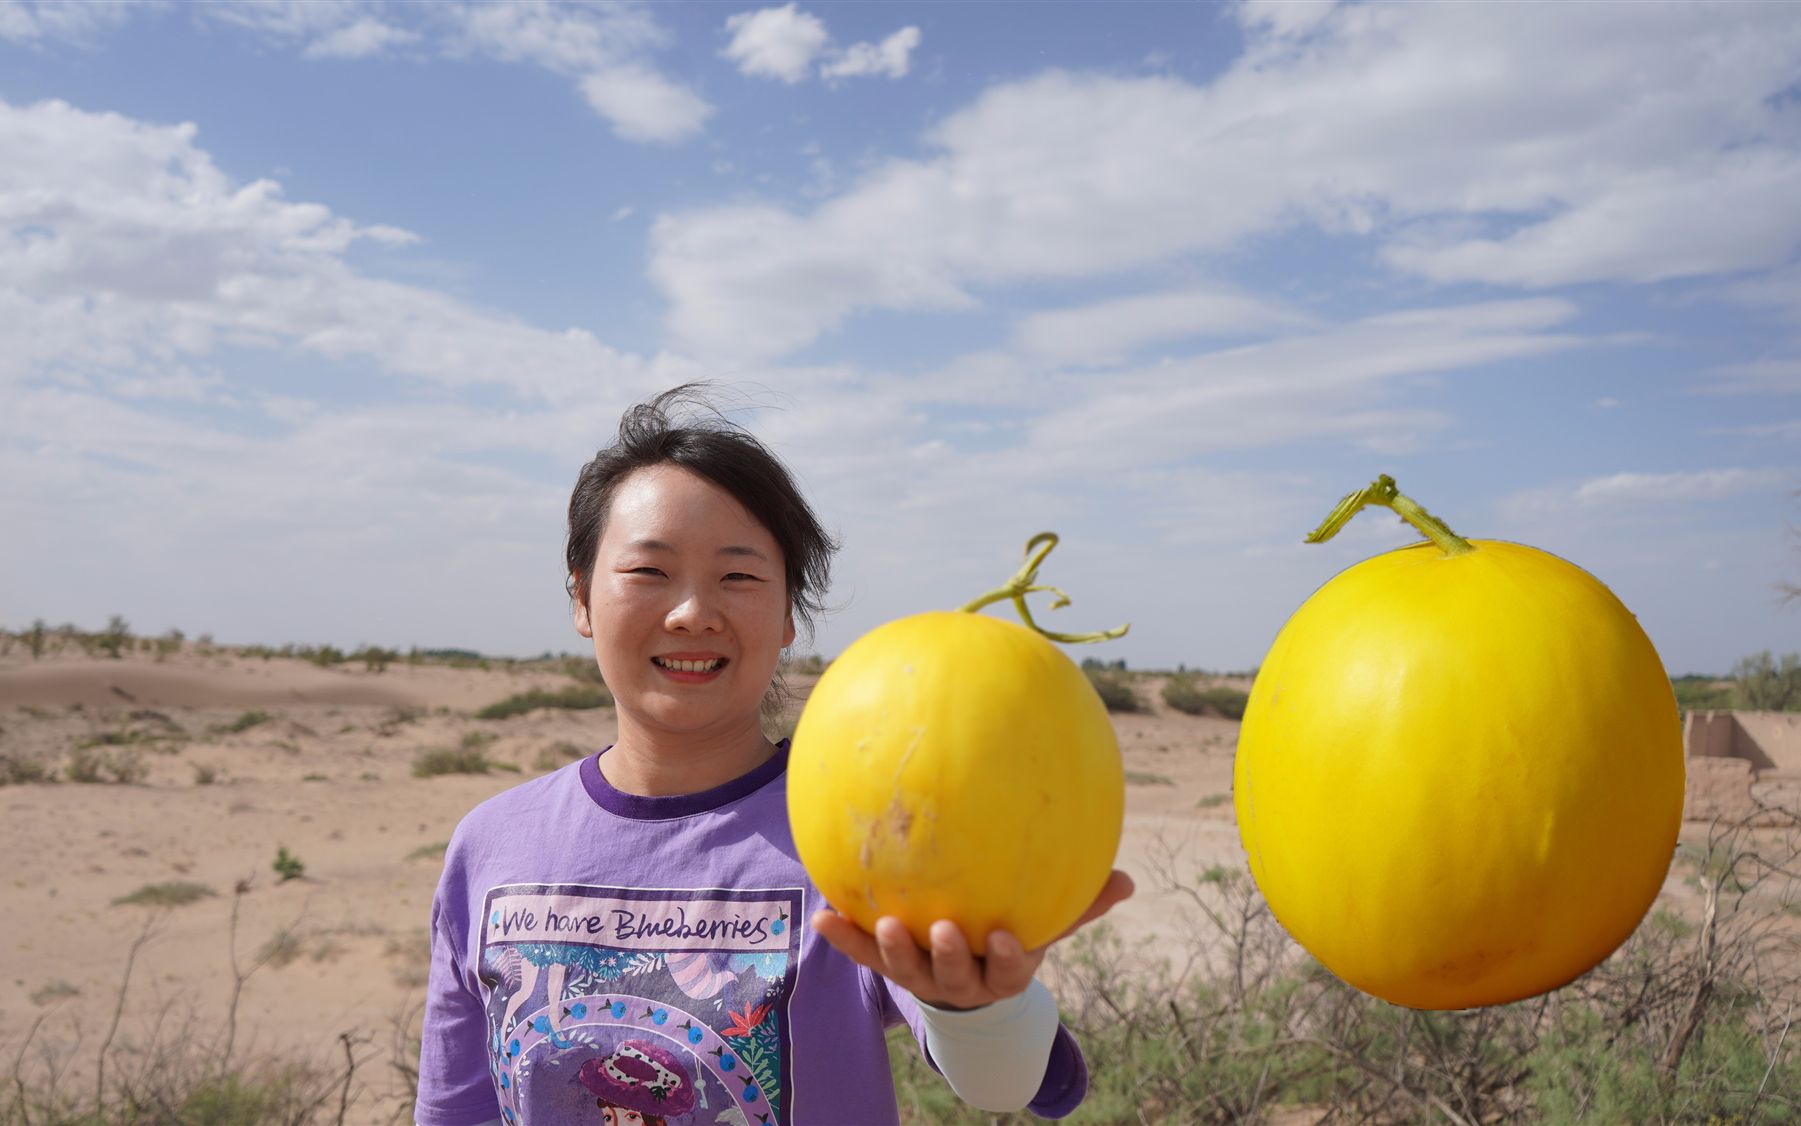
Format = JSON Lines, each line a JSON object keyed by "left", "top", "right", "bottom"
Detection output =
{"left": 958, "top": 532, "right": 1130, "bottom": 644}
{"left": 1305, "top": 474, "right": 1476, "bottom": 556}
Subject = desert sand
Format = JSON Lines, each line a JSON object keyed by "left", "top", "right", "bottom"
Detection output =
{"left": 0, "top": 647, "right": 1754, "bottom": 1124}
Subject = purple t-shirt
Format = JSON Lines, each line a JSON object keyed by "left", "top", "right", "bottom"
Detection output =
{"left": 414, "top": 743, "right": 1087, "bottom": 1126}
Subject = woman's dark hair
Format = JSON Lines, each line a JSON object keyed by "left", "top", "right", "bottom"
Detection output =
{"left": 565, "top": 384, "right": 836, "bottom": 642}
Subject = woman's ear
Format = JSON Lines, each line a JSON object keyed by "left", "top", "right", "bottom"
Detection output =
{"left": 572, "top": 575, "right": 594, "bottom": 638}
{"left": 782, "top": 608, "right": 796, "bottom": 649}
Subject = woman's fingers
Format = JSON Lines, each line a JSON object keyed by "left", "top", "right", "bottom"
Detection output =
{"left": 927, "top": 920, "right": 980, "bottom": 998}
{"left": 981, "top": 929, "right": 1039, "bottom": 998}
{"left": 811, "top": 908, "right": 882, "bottom": 967}
{"left": 811, "top": 901, "right": 1124, "bottom": 1008}
{"left": 874, "top": 916, "right": 932, "bottom": 988}
{"left": 1048, "top": 869, "right": 1137, "bottom": 946}
{"left": 814, "top": 911, "right": 943, "bottom": 998}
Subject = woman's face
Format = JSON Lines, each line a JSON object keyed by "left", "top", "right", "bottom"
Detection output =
{"left": 599, "top": 1106, "right": 649, "bottom": 1126}
{"left": 575, "top": 463, "right": 794, "bottom": 742}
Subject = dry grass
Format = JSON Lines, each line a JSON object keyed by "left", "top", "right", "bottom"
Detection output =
{"left": 111, "top": 882, "right": 216, "bottom": 909}
{"left": 891, "top": 811, "right": 1801, "bottom": 1123}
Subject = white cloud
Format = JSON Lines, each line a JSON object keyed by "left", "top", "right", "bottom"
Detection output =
{"left": 0, "top": 95, "right": 731, "bottom": 650}
{"left": 14, "top": 2, "right": 709, "bottom": 144}
{"left": 0, "top": 0, "right": 143, "bottom": 45}
{"left": 0, "top": 97, "right": 670, "bottom": 404}
{"left": 652, "top": 2, "right": 1801, "bottom": 360}
{"left": 1701, "top": 358, "right": 1801, "bottom": 395}
{"left": 1500, "top": 467, "right": 1796, "bottom": 517}
{"left": 1013, "top": 286, "right": 1314, "bottom": 365}
{"left": 579, "top": 65, "right": 713, "bottom": 144}
{"left": 1009, "top": 298, "right": 1584, "bottom": 475}
{"left": 200, "top": 0, "right": 416, "bottom": 60}
{"left": 820, "top": 25, "right": 919, "bottom": 81}
{"left": 1238, "top": 0, "right": 1338, "bottom": 40}
{"left": 1718, "top": 419, "right": 1801, "bottom": 442}
{"left": 192, "top": 2, "right": 711, "bottom": 141}
{"left": 1576, "top": 469, "right": 1791, "bottom": 504}
{"left": 721, "top": 4, "right": 918, "bottom": 85}
{"left": 451, "top": 1, "right": 710, "bottom": 143}
{"left": 722, "top": 3, "right": 827, "bottom": 84}
{"left": 1725, "top": 264, "right": 1801, "bottom": 324}
{"left": 303, "top": 14, "right": 418, "bottom": 60}
{"left": 1383, "top": 152, "right": 1801, "bottom": 286}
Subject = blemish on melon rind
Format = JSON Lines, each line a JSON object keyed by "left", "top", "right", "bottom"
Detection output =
{"left": 883, "top": 795, "right": 914, "bottom": 842}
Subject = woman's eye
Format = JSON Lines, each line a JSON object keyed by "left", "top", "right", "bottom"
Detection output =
{"left": 725, "top": 572, "right": 759, "bottom": 582}
{"left": 629, "top": 566, "right": 665, "bottom": 576}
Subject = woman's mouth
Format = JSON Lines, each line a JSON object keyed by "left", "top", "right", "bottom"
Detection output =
{"left": 652, "top": 656, "right": 728, "bottom": 679}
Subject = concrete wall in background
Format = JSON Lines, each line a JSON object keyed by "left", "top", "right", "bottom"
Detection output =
{"left": 1686, "top": 711, "right": 1739, "bottom": 761}
{"left": 1685, "top": 710, "right": 1801, "bottom": 773}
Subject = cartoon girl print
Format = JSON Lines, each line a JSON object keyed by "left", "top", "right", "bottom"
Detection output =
{"left": 577, "top": 1040, "right": 696, "bottom": 1126}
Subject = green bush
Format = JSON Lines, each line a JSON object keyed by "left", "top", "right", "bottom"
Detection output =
{"left": 1, "top": 752, "right": 52, "bottom": 785}
{"left": 1672, "top": 674, "right": 1734, "bottom": 717}
{"left": 1084, "top": 669, "right": 1141, "bottom": 713}
{"left": 1162, "top": 677, "right": 1249, "bottom": 719}
{"left": 65, "top": 746, "right": 147, "bottom": 783}
{"left": 352, "top": 645, "right": 397, "bottom": 672}
{"left": 272, "top": 845, "right": 305, "bottom": 882}
{"left": 413, "top": 747, "right": 494, "bottom": 777}
{"left": 475, "top": 685, "right": 612, "bottom": 720}
{"left": 302, "top": 644, "right": 345, "bottom": 667}
{"left": 1124, "top": 770, "right": 1174, "bottom": 786}
{"left": 1731, "top": 650, "right": 1801, "bottom": 711}
{"left": 212, "top": 710, "right": 275, "bottom": 735}
{"left": 97, "top": 613, "right": 131, "bottom": 659}
{"left": 564, "top": 656, "right": 608, "bottom": 685}
{"left": 112, "top": 881, "right": 217, "bottom": 908}
{"left": 534, "top": 741, "right": 587, "bottom": 771}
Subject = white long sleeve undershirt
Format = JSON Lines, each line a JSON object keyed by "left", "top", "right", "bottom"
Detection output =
{"left": 914, "top": 978, "right": 1061, "bottom": 1112}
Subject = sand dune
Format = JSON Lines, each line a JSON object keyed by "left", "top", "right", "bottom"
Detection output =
{"left": 0, "top": 648, "right": 1752, "bottom": 1124}
{"left": 0, "top": 656, "right": 569, "bottom": 710}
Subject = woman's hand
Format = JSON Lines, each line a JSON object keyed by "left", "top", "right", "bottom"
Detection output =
{"left": 809, "top": 869, "right": 1135, "bottom": 1010}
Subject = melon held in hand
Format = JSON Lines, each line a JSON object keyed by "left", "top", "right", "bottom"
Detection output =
{"left": 1234, "top": 476, "right": 1684, "bottom": 1010}
{"left": 788, "top": 534, "right": 1126, "bottom": 955}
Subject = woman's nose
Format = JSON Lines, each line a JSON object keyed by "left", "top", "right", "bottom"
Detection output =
{"left": 665, "top": 587, "right": 724, "bottom": 633}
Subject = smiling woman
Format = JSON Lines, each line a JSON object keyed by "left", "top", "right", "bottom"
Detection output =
{"left": 413, "top": 385, "right": 1126, "bottom": 1126}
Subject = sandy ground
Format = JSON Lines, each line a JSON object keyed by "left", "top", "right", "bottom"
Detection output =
{"left": 0, "top": 650, "right": 1780, "bottom": 1124}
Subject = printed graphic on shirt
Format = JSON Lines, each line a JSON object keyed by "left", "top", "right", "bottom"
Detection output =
{"left": 478, "top": 883, "right": 802, "bottom": 1126}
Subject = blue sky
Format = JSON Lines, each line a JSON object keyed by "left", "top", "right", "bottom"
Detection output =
{"left": 3, "top": 0, "right": 1799, "bottom": 676}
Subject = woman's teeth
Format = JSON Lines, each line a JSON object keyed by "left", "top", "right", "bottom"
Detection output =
{"left": 655, "top": 657, "right": 722, "bottom": 673}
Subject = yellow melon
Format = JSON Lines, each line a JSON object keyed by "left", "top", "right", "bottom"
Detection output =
{"left": 1234, "top": 477, "right": 1684, "bottom": 1009}
{"left": 787, "top": 536, "right": 1126, "bottom": 955}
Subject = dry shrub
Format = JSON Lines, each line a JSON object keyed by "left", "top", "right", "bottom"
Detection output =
{"left": 1163, "top": 676, "right": 1250, "bottom": 719}
{"left": 533, "top": 741, "right": 586, "bottom": 771}
{"left": 892, "top": 811, "right": 1801, "bottom": 1124}
{"left": 5, "top": 889, "right": 394, "bottom": 1125}
{"left": 1084, "top": 668, "right": 1142, "bottom": 713}
{"left": 474, "top": 685, "right": 611, "bottom": 720}
{"left": 64, "top": 746, "right": 148, "bottom": 784}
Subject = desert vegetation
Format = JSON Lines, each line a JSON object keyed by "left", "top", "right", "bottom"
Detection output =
{"left": 4, "top": 625, "right": 1800, "bottom": 1123}
{"left": 889, "top": 810, "right": 1801, "bottom": 1123}
{"left": 473, "top": 684, "right": 611, "bottom": 720}
{"left": 1163, "top": 676, "right": 1251, "bottom": 719}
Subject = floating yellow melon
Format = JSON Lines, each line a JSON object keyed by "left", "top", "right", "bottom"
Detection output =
{"left": 788, "top": 535, "right": 1125, "bottom": 954}
{"left": 1234, "top": 476, "right": 1685, "bottom": 1009}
